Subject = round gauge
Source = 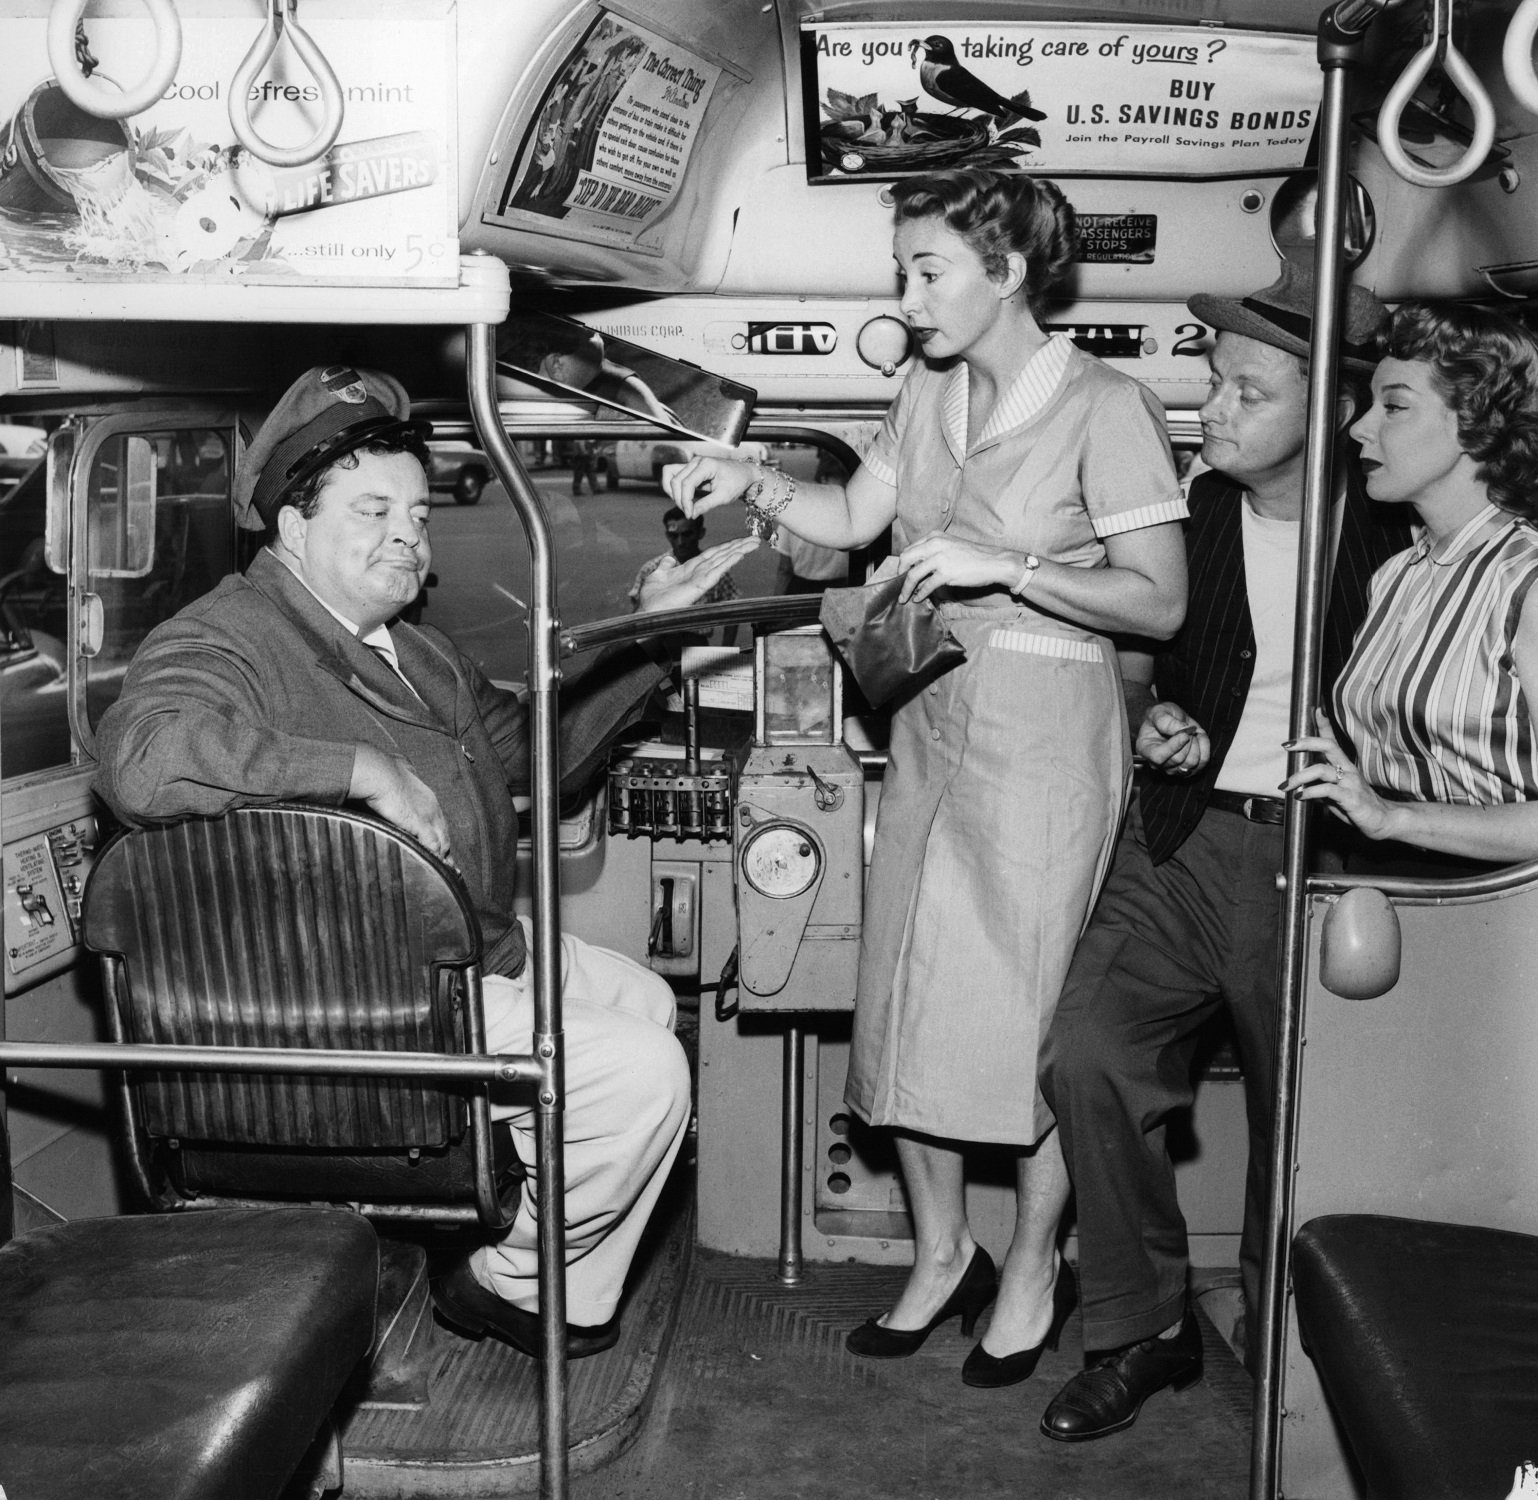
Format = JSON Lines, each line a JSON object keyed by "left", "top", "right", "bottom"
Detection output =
{"left": 741, "top": 823, "right": 821, "bottom": 900}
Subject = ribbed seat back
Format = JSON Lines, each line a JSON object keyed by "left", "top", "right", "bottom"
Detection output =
{"left": 83, "top": 806, "right": 483, "bottom": 1150}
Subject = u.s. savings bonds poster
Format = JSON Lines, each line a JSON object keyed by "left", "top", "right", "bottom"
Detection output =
{"left": 803, "top": 22, "right": 1320, "bottom": 181}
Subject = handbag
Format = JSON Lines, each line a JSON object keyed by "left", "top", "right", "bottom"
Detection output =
{"left": 818, "top": 572, "right": 966, "bottom": 708}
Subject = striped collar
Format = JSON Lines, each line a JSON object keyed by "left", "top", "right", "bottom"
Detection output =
{"left": 942, "top": 332, "right": 1074, "bottom": 460}
{"left": 1410, "top": 502, "right": 1512, "bottom": 567}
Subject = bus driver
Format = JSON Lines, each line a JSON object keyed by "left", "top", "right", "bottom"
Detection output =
{"left": 92, "top": 365, "right": 757, "bottom": 1361}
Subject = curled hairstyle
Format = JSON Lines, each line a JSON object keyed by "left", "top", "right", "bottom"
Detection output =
{"left": 1383, "top": 301, "right": 1538, "bottom": 521}
{"left": 889, "top": 169, "right": 1078, "bottom": 317}
{"left": 266, "top": 425, "right": 431, "bottom": 544}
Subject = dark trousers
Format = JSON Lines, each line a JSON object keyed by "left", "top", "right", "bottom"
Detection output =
{"left": 1040, "top": 797, "right": 1282, "bottom": 1361}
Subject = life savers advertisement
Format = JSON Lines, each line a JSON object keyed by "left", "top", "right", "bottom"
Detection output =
{"left": 0, "top": 0, "right": 457, "bottom": 286}
{"left": 803, "top": 22, "right": 1320, "bottom": 181}
{"left": 485, "top": 10, "right": 724, "bottom": 253}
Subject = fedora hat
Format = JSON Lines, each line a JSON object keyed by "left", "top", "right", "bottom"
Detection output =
{"left": 1187, "top": 259, "right": 1387, "bottom": 374}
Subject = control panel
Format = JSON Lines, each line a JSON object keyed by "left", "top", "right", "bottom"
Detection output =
{"left": 734, "top": 744, "right": 863, "bottom": 1010}
{"left": 3, "top": 815, "right": 101, "bottom": 991}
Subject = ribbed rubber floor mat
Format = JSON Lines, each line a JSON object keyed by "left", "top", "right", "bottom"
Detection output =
{"left": 340, "top": 1203, "right": 690, "bottom": 1497}
{"left": 665, "top": 1253, "right": 902, "bottom": 1388}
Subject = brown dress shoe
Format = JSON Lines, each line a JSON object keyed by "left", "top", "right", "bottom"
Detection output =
{"left": 1040, "top": 1308, "right": 1203, "bottom": 1441}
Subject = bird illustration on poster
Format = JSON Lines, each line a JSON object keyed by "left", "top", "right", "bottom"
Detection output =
{"left": 816, "top": 34, "right": 1046, "bottom": 177}
{"left": 912, "top": 36, "right": 1047, "bottom": 121}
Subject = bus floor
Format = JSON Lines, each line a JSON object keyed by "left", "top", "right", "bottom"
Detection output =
{"left": 335, "top": 1163, "right": 1252, "bottom": 1500}
{"left": 572, "top": 1241, "right": 1253, "bottom": 1499}
{"left": 333, "top": 1001, "right": 1253, "bottom": 1499}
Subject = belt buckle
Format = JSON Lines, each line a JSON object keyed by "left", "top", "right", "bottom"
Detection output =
{"left": 1241, "top": 796, "right": 1260, "bottom": 821}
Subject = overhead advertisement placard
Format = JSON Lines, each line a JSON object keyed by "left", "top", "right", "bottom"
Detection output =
{"left": 0, "top": 0, "right": 457, "bottom": 286}
{"left": 485, "top": 10, "right": 722, "bottom": 253}
{"left": 802, "top": 22, "right": 1319, "bottom": 181}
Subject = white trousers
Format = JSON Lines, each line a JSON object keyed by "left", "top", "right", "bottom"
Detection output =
{"left": 472, "top": 918, "right": 691, "bottom": 1325}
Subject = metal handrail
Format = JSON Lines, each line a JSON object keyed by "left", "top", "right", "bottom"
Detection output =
{"left": 1307, "top": 856, "right": 1538, "bottom": 903}
{"left": 1377, "top": 0, "right": 1496, "bottom": 186}
{"left": 46, "top": 0, "right": 182, "bottom": 120}
{"left": 466, "top": 317, "right": 570, "bottom": 1500}
{"left": 228, "top": 0, "right": 344, "bottom": 168}
{"left": 0, "top": 1038, "right": 538, "bottom": 1085}
{"left": 1503, "top": 0, "right": 1538, "bottom": 115}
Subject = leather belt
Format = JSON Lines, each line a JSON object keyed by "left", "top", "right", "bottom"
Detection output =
{"left": 1206, "top": 789, "right": 1287, "bottom": 825}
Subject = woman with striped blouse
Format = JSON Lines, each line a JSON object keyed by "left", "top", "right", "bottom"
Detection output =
{"left": 1284, "top": 302, "right": 1538, "bottom": 862}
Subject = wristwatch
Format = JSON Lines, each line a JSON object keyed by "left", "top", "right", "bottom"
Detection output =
{"left": 1012, "top": 553, "right": 1041, "bottom": 596}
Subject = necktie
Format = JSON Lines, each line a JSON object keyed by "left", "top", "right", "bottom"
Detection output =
{"left": 364, "top": 639, "right": 422, "bottom": 702}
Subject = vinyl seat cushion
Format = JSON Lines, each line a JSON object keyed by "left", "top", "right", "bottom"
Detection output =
{"left": 0, "top": 1206, "right": 378, "bottom": 1500}
{"left": 1293, "top": 1213, "right": 1538, "bottom": 1500}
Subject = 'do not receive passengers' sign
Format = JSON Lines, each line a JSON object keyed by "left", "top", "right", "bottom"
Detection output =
{"left": 802, "top": 22, "right": 1320, "bottom": 181}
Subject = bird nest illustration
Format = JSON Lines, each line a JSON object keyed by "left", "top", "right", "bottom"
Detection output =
{"left": 818, "top": 88, "right": 1042, "bottom": 176}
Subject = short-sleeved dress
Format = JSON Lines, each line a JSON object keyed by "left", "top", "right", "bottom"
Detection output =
{"left": 843, "top": 335, "right": 1185, "bottom": 1146}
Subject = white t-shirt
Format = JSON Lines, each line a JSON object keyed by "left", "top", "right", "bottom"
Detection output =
{"left": 1215, "top": 500, "right": 1298, "bottom": 797}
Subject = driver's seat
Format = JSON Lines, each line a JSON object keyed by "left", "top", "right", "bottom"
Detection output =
{"left": 82, "top": 804, "right": 521, "bottom": 1227}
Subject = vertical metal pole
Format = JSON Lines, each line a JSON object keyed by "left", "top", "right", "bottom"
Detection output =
{"left": 1252, "top": 8, "right": 1384, "bottom": 1497}
{"left": 778, "top": 1025, "right": 804, "bottom": 1285}
{"left": 467, "top": 321, "right": 568, "bottom": 1500}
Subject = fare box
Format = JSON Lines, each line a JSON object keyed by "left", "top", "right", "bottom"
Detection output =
{"left": 0, "top": 0, "right": 458, "bottom": 287}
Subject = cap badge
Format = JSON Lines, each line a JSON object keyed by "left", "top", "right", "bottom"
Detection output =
{"left": 319, "top": 366, "right": 368, "bottom": 404}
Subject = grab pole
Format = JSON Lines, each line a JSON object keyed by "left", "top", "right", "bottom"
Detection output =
{"left": 467, "top": 308, "right": 569, "bottom": 1500}
{"left": 1251, "top": 4, "right": 1395, "bottom": 1497}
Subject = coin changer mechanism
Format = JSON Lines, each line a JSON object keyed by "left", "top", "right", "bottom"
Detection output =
{"left": 609, "top": 627, "right": 863, "bottom": 1009}
{"left": 3, "top": 815, "right": 102, "bottom": 993}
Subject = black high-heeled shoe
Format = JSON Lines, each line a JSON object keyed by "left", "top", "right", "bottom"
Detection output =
{"left": 846, "top": 1246, "right": 998, "bottom": 1358}
{"left": 960, "top": 1261, "right": 1079, "bottom": 1388}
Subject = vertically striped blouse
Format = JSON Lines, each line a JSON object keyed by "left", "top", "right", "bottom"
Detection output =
{"left": 1334, "top": 505, "right": 1538, "bottom": 806}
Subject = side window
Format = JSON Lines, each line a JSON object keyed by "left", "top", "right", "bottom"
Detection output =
{"left": 81, "top": 425, "right": 235, "bottom": 741}
{"left": 0, "top": 453, "right": 67, "bottom": 779}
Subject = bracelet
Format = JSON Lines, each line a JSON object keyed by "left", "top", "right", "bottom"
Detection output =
{"left": 743, "top": 464, "right": 796, "bottom": 542}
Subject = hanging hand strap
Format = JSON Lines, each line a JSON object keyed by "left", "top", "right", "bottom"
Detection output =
{"left": 1503, "top": 0, "right": 1538, "bottom": 115}
{"left": 228, "top": 0, "right": 344, "bottom": 168}
{"left": 46, "top": 0, "right": 182, "bottom": 121}
{"left": 1377, "top": 0, "right": 1495, "bottom": 187}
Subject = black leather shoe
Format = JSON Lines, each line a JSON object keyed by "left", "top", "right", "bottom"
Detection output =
{"left": 431, "top": 1256, "right": 619, "bottom": 1360}
{"left": 846, "top": 1246, "right": 998, "bottom": 1358}
{"left": 962, "top": 1262, "right": 1078, "bottom": 1388}
{"left": 1039, "top": 1308, "right": 1202, "bottom": 1440}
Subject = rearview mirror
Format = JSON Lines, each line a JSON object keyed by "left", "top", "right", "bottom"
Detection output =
{"left": 495, "top": 309, "right": 755, "bottom": 448}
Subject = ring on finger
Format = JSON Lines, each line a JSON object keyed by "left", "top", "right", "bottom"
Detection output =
{"left": 1329, "top": 760, "right": 1345, "bottom": 784}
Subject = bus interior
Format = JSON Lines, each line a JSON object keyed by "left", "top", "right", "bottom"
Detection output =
{"left": 2, "top": 1, "right": 1537, "bottom": 1497}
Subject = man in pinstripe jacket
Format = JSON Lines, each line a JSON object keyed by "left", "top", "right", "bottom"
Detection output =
{"left": 1038, "top": 264, "right": 1411, "bottom": 1441}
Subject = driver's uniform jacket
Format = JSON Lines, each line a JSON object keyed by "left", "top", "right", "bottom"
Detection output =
{"left": 93, "top": 548, "right": 662, "bottom": 977}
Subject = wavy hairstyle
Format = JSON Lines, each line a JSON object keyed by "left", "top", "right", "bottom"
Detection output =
{"left": 1383, "top": 301, "right": 1538, "bottom": 520}
{"left": 889, "top": 169, "right": 1077, "bottom": 318}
